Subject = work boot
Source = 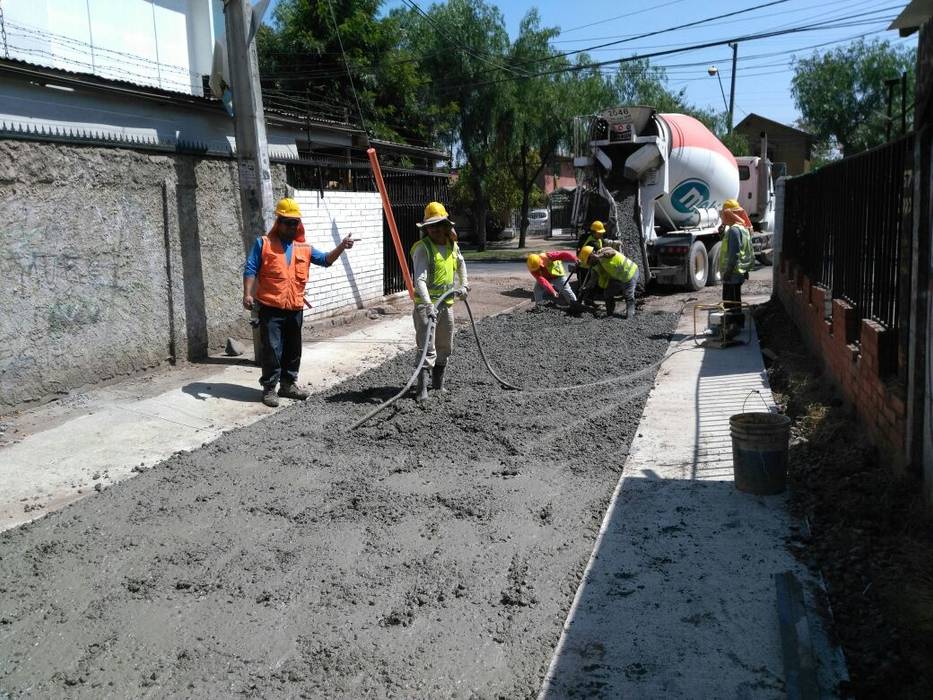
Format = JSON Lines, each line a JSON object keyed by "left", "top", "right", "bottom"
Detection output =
{"left": 432, "top": 364, "right": 448, "bottom": 393}
{"left": 416, "top": 367, "right": 430, "bottom": 402}
{"left": 625, "top": 300, "right": 636, "bottom": 319}
{"left": 278, "top": 382, "right": 310, "bottom": 400}
{"left": 605, "top": 300, "right": 616, "bottom": 317}
{"left": 262, "top": 386, "right": 280, "bottom": 408}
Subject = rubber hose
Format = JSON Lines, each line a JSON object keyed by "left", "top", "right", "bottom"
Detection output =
{"left": 348, "top": 289, "right": 456, "bottom": 431}
{"left": 461, "top": 297, "right": 521, "bottom": 391}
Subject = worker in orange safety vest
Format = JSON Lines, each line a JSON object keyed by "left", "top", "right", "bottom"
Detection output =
{"left": 243, "top": 197, "right": 355, "bottom": 407}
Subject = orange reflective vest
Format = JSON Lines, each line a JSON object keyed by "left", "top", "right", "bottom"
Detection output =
{"left": 255, "top": 235, "right": 312, "bottom": 311}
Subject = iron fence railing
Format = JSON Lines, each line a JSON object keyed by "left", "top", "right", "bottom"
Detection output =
{"left": 784, "top": 133, "right": 913, "bottom": 334}
{"left": 283, "top": 160, "right": 450, "bottom": 296}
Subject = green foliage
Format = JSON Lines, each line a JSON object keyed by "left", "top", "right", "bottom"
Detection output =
{"left": 719, "top": 131, "right": 750, "bottom": 157}
{"left": 257, "top": 0, "right": 438, "bottom": 145}
{"left": 791, "top": 39, "right": 916, "bottom": 156}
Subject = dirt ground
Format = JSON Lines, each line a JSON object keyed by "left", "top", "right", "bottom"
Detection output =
{"left": 755, "top": 300, "right": 933, "bottom": 699}
{"left": 0, "top": 301, "right": 677, "bottom": 697}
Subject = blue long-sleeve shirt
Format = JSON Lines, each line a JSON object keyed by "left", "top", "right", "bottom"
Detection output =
{"left": 243, "top": 237, "right": 329, "bottom": 278}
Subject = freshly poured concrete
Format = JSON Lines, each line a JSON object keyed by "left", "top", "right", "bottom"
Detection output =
{"left": 540, "top": 305, "right": 846, "bottom": 697}
{"left": 0, "top": 317, "right": 415, "bottom": 531}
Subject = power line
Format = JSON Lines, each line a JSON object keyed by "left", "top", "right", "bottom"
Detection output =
{"left": 436, "top": 15, "right": 898, "bottom": 94}
{"left": 528, "top": 0, "right": 793, "bottom": 66}
{"left": 558, "top": 0, "right": 693, "bottom": 35}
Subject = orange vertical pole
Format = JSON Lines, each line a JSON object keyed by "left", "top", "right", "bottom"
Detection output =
{"left": 367, "top": 147, "right": 415, "bottom": 300}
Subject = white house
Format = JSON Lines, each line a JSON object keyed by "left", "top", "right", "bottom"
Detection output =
{"left": 1, "top": 0, "right": 223, "bottom": 96}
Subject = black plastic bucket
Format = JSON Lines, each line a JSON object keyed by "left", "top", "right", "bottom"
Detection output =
{"left": 729, "top": 412, "right": 792, "bottom": 495}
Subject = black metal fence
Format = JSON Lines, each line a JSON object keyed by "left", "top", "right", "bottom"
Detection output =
{"left": 783, "top": 134, "right": 914, "bottom": 334}
{"left": 283, "top": 160, "right": 450, "bottom": 295}
{"left": 548, "top": 189, "right": 575, "bottom": 231}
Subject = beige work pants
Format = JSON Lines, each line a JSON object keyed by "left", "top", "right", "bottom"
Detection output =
{"left": 413, "top": 304, "right": 454, "bottom": 369}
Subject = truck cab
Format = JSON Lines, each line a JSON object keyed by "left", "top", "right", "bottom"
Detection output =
{"left": 735, "top": 155, "right": 775, "bottom": 263}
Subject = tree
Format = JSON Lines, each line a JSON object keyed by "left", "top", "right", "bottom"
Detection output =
{"left": 409, "top": 0, "right": 512, "bottom": 251}
{"left": 500, "top": 16, "right": 618, "bottom": 248}
{"left": 791, "top": 39, "right": 916, "bottom": 156}
{"left": 257, "top": 0, "right": 439, "bottom": 147}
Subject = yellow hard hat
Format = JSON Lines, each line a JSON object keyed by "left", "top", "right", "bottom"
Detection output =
{"left": 526, "top": 253, "right": 543, "bottom": 272}
{"left": 580, "top": 245, "right": 594, "bottom": 266}
{"left": 722, "top": 198, "right": 741, "bottom": 211}
{"left": 275, "top": 197, "right": 302, "bottom": 219}
{"left": 417, "top": 201, "right": 454, "bottom": 227}
{"left": 590, "top": 220, "right": 606, "bottom": 234}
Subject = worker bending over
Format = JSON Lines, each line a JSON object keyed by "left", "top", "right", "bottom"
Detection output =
{"left": 526, "top": 250, "right": 579, "bottom": 307}
{"left": 576, "top": 220, "right": 621, "bottom": 301}
{"left": 580, "top": 245, "right": 639, "bottom": 319}
{"left": 243, "top": 198, "right": 355, "bottom": 407}
{"left": 718, "top": 199, "right": 755, "bottom": 339}
{"left": 411, "top": 202, "right": 469, "bottom": 402}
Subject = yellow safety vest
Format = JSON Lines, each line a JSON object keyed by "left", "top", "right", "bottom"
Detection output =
{"left": 546, "top": 258, "right": 565, "bottom": 278}
{"left": 411, "top": 237, "right": 458, "bottom": 306}
{"left": 578, "top": 234, "right": 603, "bottom": 269}
{"left": 719, "top": 224, "right": 754, "bottom": 275}
{"left": 600, "top": 251, "right": 638, "bottom": 283}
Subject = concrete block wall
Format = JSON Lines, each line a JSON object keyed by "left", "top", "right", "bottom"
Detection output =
{"left": 776, "top": 256, "right": 908, "bottom": 469}
{"left": 0, "top": 139, "right": 294, "bottom": 409}
{"left": 291, "top": 190, "right": 384, "bottom": 319}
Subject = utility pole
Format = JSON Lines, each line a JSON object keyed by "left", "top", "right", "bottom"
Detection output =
{"left": 224, "top": 0, "right": 274, "bottom": 238}
{"left": 727, "top": 42, "right": 738, "bottom": 134}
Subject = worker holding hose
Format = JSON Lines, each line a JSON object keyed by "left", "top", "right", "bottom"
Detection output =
{"left": 243, "top": 197, "right": 355, "bottom": 408}
{"left": 579, "top": 245, "right": 639, "bottom": 319}
{"left": 718, "top": 199, "right": 755, "bottom": 340}
{"left": 526, "top": 250, "right": 579, "bottom": 308}
{"left": 411, "top": 202, "right": 469, "bottom": 402}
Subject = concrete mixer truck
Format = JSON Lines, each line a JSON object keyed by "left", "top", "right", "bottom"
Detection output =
{"left": 570, "top": 106, "right": 774, "bottom": 291}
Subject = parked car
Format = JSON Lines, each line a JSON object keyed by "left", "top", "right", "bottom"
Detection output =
{"left": 527, "top": 208, "right": 550, "bottom": 233}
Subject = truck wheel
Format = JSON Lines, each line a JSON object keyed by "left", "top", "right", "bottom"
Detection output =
{"left": 707, "top": 242, "right": 723, "bottom": 286}
{"left": 686, "top": 240, "right": 709, "bottom": 291}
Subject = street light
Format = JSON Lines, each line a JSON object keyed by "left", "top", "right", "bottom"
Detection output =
{"left": 709, "top": 43, "right": 739, "bottom": 134}
{"left": 708, "top": 65, "right": 729, "bottom": 113}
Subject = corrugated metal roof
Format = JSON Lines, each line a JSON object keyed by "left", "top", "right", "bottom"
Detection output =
{"left": 0, "top": 56, "right": 448, "bottom": 158}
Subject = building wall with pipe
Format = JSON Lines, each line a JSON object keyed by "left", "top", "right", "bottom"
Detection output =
{"left": 0, "top": 139, "right": 386, "bottom": 410}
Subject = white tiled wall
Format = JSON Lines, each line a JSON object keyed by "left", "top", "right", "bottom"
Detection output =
{"left": 292, "top": 190, "right": 384, "bottom": 319}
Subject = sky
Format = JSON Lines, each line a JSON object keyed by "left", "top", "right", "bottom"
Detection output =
{"left": 265, "top": 0, "right": 916, "bottom": 129}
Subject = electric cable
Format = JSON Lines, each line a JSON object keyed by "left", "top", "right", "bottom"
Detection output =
{"left": 324, "top": 0, "right": 368, "bottom": 136}
{"left": 435, "top": 15, "right": 899, "bottom": 95}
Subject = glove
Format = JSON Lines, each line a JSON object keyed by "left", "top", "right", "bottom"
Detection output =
{"left": 418, "top": 304, "right": 437, "bottom": 321}
{"left": 455, "top": 285, "right": 469, "bottom": 300}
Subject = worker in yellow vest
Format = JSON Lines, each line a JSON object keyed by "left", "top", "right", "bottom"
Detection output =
{"left": 719, "top": 199, "right": 755, "bottom": 339}
{"left": 243, "top": 198, "right": 355, "bottom": 407}
{"left": 411, "top": 202, "right": 469, "bottom": 402}
{"left": 580, "top": 245, "right": 639, "bottom": 318}
{"left": 576, "top": 220, "right": 621, "bottom": 303}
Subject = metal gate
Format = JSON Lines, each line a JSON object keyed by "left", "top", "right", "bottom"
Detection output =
{"left": 282, "top": 159, "right": 450, "bottom": 296}
{"left": 783, "top": 134, "right": 914, "bottom": 334}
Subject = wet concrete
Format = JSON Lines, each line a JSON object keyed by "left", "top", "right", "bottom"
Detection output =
{"left": 0, "top": 305, "right": 676, "bottom": 697}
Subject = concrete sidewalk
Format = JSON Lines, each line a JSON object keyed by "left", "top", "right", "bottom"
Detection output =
{"left": 0, "top": 316, "right": 417, "bottom": 532}
{"left": 539, "top": 302, "right": 847, "bottom": 697}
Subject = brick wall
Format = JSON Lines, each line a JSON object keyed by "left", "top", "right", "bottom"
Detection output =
{"left": 291, "top": 190, "right": 385, "bottom": 319}
{"left": 776, "top": 256, "right": 908, "bottom": 468}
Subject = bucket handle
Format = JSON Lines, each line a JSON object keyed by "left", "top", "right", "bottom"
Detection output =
{"left": 742, "top": 389, "right": 773, "bottom": 414}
